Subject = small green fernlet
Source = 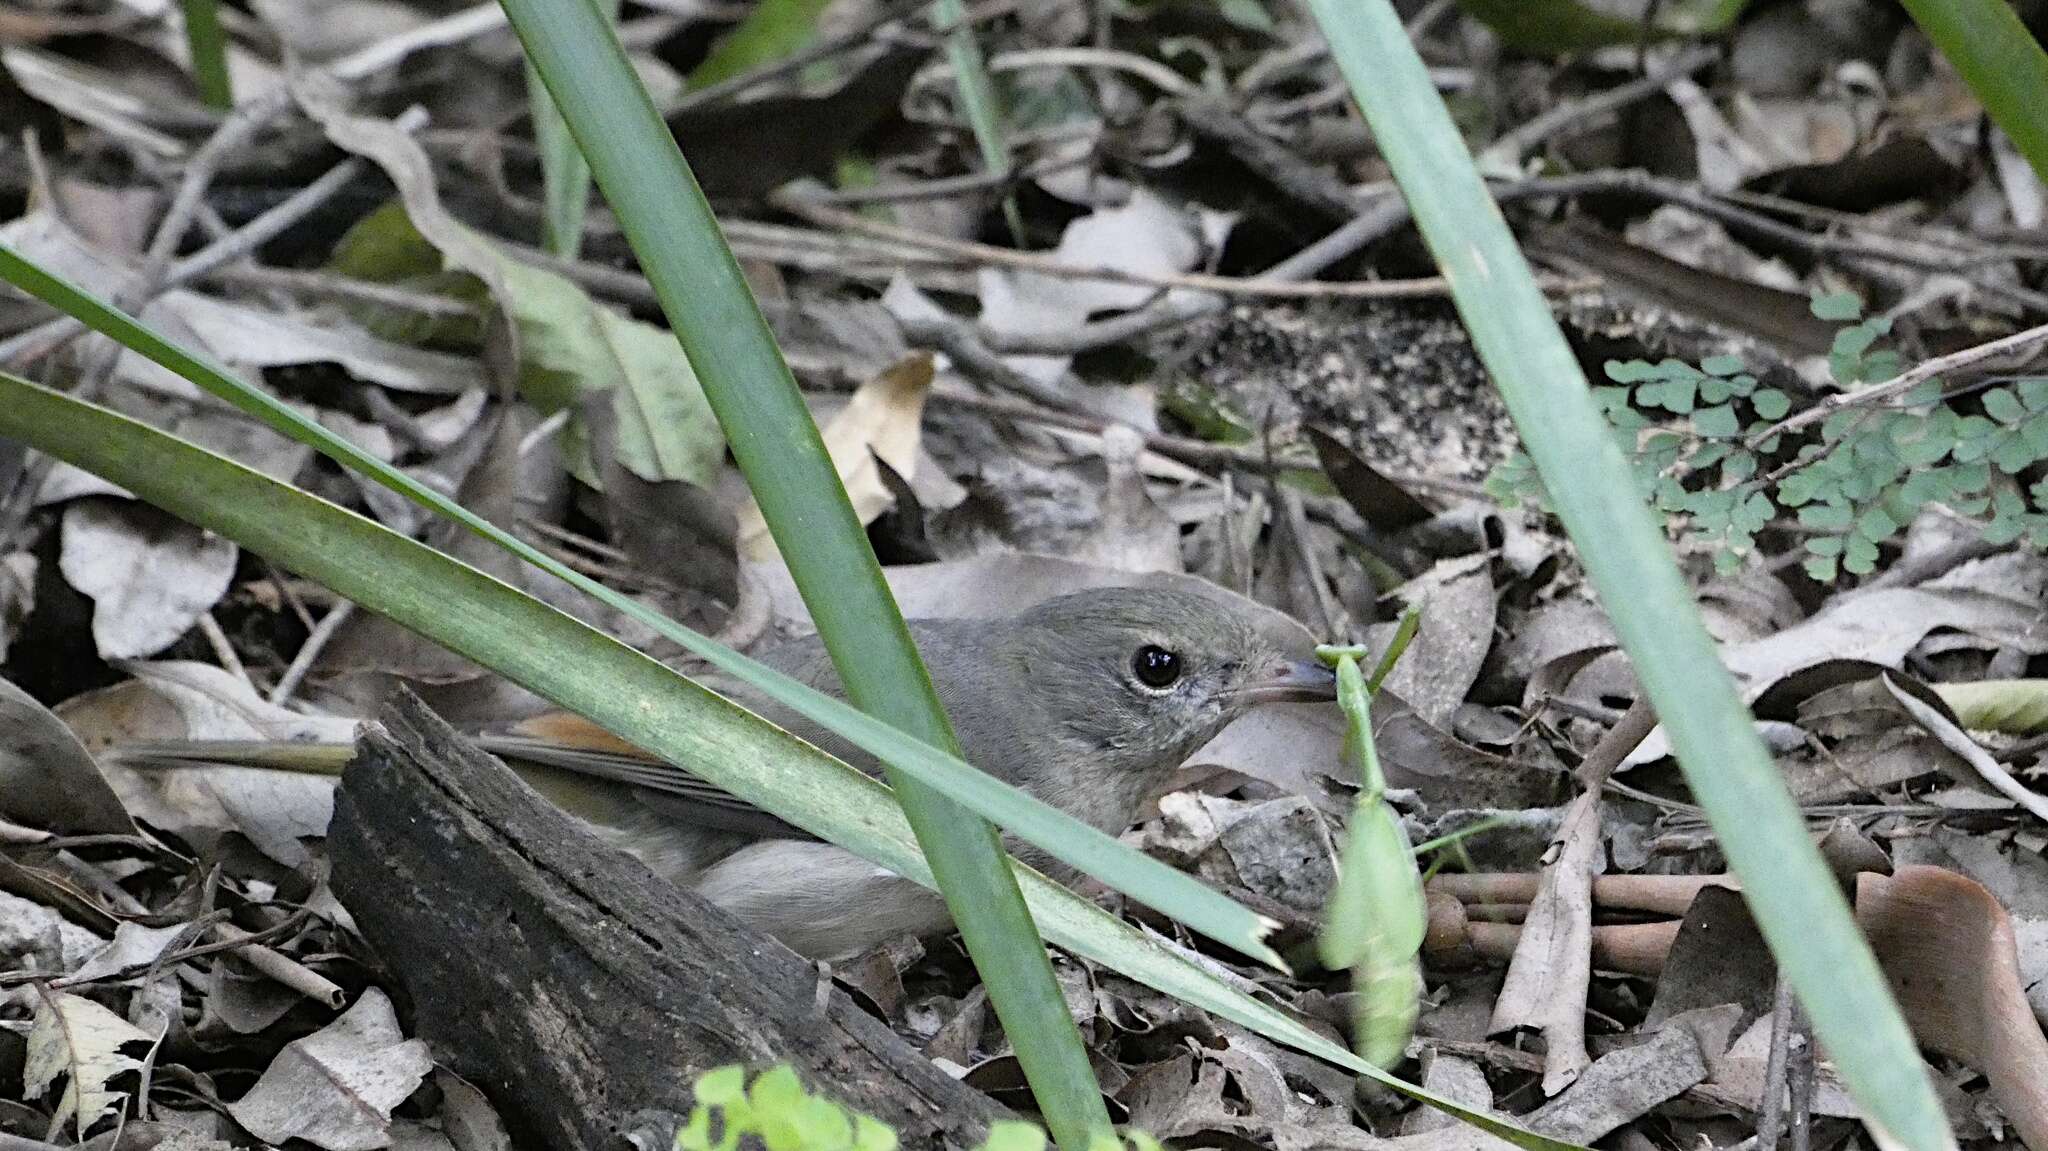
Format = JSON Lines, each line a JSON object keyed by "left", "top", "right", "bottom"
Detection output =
{"left": 676, "top": 1065, "right": 1164, "bottom": 1151}
{"left": 1488, "top": 291, "right": 2048, "bottom": 579}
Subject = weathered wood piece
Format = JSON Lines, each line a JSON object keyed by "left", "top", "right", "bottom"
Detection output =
{"left": 328, "top": 693, "right": 1007, "bottom": 1150}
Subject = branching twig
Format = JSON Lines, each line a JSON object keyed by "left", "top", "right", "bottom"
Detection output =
{"left": 773, "top": 184, "right": 1580, "bottom": 301}
{"left": 1750, "top": 319, "right": 2048, "bottom": 445}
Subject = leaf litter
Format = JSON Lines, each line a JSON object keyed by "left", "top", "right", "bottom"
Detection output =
{"left": 0, "top": 1, "right": 2045, "bottom": 1149}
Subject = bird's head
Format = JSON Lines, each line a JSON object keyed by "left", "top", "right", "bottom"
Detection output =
{"left": 1009, "top": 587, "right": 1336, "bottom": 778}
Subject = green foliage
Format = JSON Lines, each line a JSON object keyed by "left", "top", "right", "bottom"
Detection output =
{"left": 180, "top": 0, "right": 232, "bottom": 107}
{"left": 677, "top": 1066, "right": 1166, "bottom": 1151}
{"left": 1487, "top": 292, "right": 2048, "bottom": 580}
{"left": 1453, "top": 0, "right": 1750, "bottom": 53}
{"left": 687, "top": 0, "right": 834, "bottom": 89}
{"left": 330, "top": 202, "right": 724, "bottom": 488}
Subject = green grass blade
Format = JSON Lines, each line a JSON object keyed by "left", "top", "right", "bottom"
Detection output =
{"left": 526, "top": 0, "right": 618, "bottom": 258}
{"left": 501, "top": 0, "right": 1098, "bottom": 1133}
{"left": 929, "top": 0, "right": 1023, "bottom": 243}
{"left": 688, "top": 0, "right": 833, "bottom": 88}
{"left": 3, "top": 371, "right": 1578, "bottom": 1151}
{"left": 1302, "top": 4, "right": 1954, "bottom": 1150}
{"left": 181, "top": 0, "right": 232, "bottom": 108}
{"left": 1898, "top": 0, "right": 2048, "bottom": 185}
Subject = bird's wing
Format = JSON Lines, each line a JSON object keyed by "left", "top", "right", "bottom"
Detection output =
{"left": 475, "top": 730, "right": 816, "bottom": 841}
{"left": 491, "top": 627, "right": 909, "bottom": 842}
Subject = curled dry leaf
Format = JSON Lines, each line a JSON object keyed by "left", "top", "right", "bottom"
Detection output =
{"left": 1195, "top": 796, "right": 1340, "bottom": 916}
{"left": 1641, "top": 886, "right": 1774, "bottom": 1032}
{"left": 1374, "top": 556, "right": 1497, "bottom": 728}
{"left": 1860, "top": 866, "right": 2048, "bottom": 1151}
{"left": 1614, "top": 573, "right": 2048, "bottom": 765}
{"left": 1933, "top": 679, "right": 2048, "bottom": 735}
{"left": 62, "top": 661, "right": 360, "bottom": 748}
{"left": 301, "top": 76, "right": 725, "bottom": 489}
{"left": 1882, "top": 674, "right": 2048, "bottom": 823}
{"left": 736, "top": 353, "right": 936, "bottom": 563}
{"left": 59, "top": 498, "right": 236, "bottom": 660}
{"left": 1489, "top": 787, "right": 1599, "bottom": 1096}
{"left": 1186, "top": 688, "right": 1561, "bottom": 815}
{"left": 974, "top": 189, "right": 1205, "bottom": 390}
{"left": 56, "top": 920, "right": 191, "bottom": 987}
{"left": 0, "top": 46, "right": 185, "bottom": 158}
{"left": 247, "top": 0, "right": 437, "bottom": 62}
{"left": 0, "top": 673, "right": 135, "bottom": 836}
{"left": 227, "top": 988, "right": 433, "bottom": 1151}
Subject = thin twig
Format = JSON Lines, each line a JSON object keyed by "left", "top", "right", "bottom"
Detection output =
{"left": 210, "top": 920, "right": 346, "bottom": 1007}
{"left": 206, "top": 264, "right": 481, "bottom": 320}
{"left": 1576, "top": 697, "right": 1659, "bottom": 790}
{"left": 1786, "top": 1001, "right": 1814, "bottom": 1151}
{"left": 896, "top": 312, "right": 1082, "bottom": 412}
{"left": 1177, "top": 94, "right": 1362, "bottom": 222}
{"left": 1756, "top": 978, "right": 1795, "bottom": 1151}
{"left": 1853, "top": 533, "right": 2007, "bottom": 593}
{"left": 1273, "top": 483, "right": 1340, "bottom": 637}
{"left": 794, "top": 150, "right": 1089, "bottom": 206}
{"left": 1480, "top": 46, "right": 1719, "bottom": 166}
{"left": 915, "top": 46, "right": 1205, "bottom": 101}
{"left": 1750, "top": 319, "right": 2048, "bottom": 445}
{"left": 326, "top": 4, "right": 508, "bottom": 84}
{"left": 0, "top": 5, "right": 494, "bottom": 365}
{"left": 1509, "top": 170, "right": 2048, "bottom": 314}
{"left": 262, "top": 556, "right": 319, "bottom": 633}
{"left": 196, "top": 611, "right": 251, "bottom": 689}
{"left": 916, "top": 378, "right": 1488, "bottom": 496}
{"left": 1997, "top": 731, "right": 2048, "bottom": 765}
{"left": 269, "top": 601, "right": 354, "bottom": 706}
{"left": 773, "top": 185, "right": 1581, "bottom": 301}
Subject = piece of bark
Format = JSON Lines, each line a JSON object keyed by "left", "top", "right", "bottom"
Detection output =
{"left": 328, "top": 692, "right": 1008, "bottom": 1151}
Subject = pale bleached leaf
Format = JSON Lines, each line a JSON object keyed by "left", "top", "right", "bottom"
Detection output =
{"left": 227, "top": 988, "right": 432, "bottom": 1151}
{"left": 25, "top": 988, "right": 151, "bottom": 1138}
{"left": 59, "top": 498, "right": 236, "bottom": 660}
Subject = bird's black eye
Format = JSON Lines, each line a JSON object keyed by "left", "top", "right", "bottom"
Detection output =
{"left": 1132, "top": 645, "right": 1182, "bottom": 689}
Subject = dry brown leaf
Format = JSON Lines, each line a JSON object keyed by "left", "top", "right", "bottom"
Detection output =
{"left": 1489, "top": 786, "right": 1599, "bottom": 1095}
{"left": 62, "top": 662, "right": 356, "bottom": 866}
{"left": 1860, "top": 866, "right": 2048, "bottom": 1151}
{"left": 736, "top": 353, "right": 935, "bottom": 562}
{"left": 1375, "top": 555, "right": 1497, "bottom": 728}
{"left": 0, "top": 674, "right": 136, "bottom": 836}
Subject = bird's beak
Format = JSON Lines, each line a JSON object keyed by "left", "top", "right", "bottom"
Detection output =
{"left": 1237, "top": 658, "right": 1339, "bottom": 705}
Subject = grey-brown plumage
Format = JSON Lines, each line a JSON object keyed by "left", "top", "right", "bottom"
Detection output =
{"left": 561, "top": 587, "right": 1335, "bottom": 958}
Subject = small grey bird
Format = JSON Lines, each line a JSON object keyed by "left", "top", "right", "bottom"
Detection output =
{"left": 512, "top": 586, "right": 1336, "bottom": 958}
